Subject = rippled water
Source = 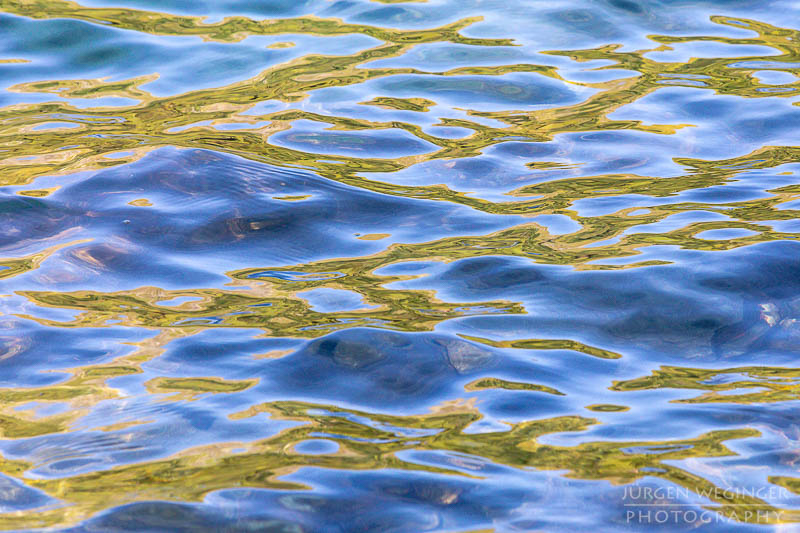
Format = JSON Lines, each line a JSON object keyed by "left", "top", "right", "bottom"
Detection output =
{"left": 1, "top": 0, "right": 800, "bottom": 530}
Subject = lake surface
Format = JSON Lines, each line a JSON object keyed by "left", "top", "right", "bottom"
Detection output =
{"left": 0, "top": 0, "right": 799, "bottom": 531}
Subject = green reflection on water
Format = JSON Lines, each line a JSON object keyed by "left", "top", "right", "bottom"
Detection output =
{"left": 0, "top": 399, "right": 794, "bottom": 529}
{"left": 613, "top": 365, "right": 800, "bottom": 404}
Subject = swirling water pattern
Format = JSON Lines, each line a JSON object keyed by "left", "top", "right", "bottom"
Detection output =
{"left": 0, "top": 0, "right": 799, "bottom": 530}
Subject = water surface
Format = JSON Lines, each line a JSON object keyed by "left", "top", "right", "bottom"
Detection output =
{"left": 1, "top": 0, "right": 800, "bottom": 530}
